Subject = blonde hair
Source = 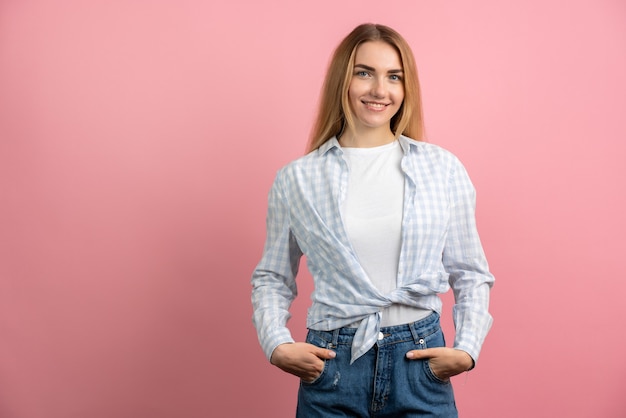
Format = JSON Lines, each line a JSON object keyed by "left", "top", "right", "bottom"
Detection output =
{"left": 307, "top": 23, "right": 425, "bottom": 152}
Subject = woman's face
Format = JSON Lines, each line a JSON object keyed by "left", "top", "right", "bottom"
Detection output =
{"left": 347, "top": 41, "right": 404, "bottom": 134}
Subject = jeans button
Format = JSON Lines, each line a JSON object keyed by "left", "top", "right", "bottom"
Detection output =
{"left": 378, "top": 332, "right": 384, "bottom": 340}
{"left": 419, "top": 338, "right": 425, "bottom": 345}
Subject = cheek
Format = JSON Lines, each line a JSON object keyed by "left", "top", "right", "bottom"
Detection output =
{"left": 347, "top": 90, "right": 357, "bottom": 111}
{"left": 392, "top": 94, "right": 404, "bottom": 116}
{"left": 347, "top": 88, "right": 355, "bottom": 102}
{"left": 348, "top": 82, "right": 363, "bottom": 101}
{"left": 393, "top": 88, "right": 405, "bottom": 105}
{"left": 346, "top": 84, "right": 356, "bottom": 103}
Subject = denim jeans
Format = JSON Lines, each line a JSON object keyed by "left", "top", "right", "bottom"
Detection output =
{"left": 296, "top": 313, "right": 458, "bottom": 418}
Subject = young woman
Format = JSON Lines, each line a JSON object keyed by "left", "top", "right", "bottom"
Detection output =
{"left": 251, "top": 23, "right": 494, "bottom": 417}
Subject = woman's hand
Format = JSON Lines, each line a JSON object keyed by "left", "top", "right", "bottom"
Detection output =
{"left": 270, "top": 342, "right": 336, "bottom": 382}
{"left": 405, "top": 347, "right": 474, "bottom": 381}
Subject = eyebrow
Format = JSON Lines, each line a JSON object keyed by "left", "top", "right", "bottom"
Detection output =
{"left": 354, "top": 64, "right": 403, "bottom": 74}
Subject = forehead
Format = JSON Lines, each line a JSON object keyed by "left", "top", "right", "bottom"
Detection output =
{"left": 354, "top": 41, "right": 402, "bottom": 69}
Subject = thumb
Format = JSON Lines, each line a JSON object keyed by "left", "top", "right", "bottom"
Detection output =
{"left": 312, "top": 346, "right": 337, "bottom": 359}
{"left": 406, "top": 348, "right": 435, "bottom": 360}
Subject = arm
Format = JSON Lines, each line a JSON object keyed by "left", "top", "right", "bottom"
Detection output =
{"left": 443, "top": 159, "right": 494, "bottom": 366}
{"left": 406, "top": 158, "right": 494, "bottom": 378}
{"left": 251, "top": 174, "right": 336, "bottom": 380}
{"left": 251, "top": 175, "right": 302, "bottom": 361}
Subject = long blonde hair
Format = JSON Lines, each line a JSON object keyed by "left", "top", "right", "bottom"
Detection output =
{"left": 307, "top": 23, "right": 425, "bottom": 152}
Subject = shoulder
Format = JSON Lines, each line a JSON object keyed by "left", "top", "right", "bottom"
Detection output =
{"left": 400, "top": 136, "right": 463, "bottom": 169}
{"left": 277, "top": 150, "right": 322, "bottom": 180}
{"left": 276, "top": 139, "right": 341, "bottom": 179}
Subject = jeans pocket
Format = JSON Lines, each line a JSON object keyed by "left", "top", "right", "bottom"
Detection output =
{"left": 419, "top": 327, "right": 451, "bottom": 385}
{"left": 300, "top": 360, "right": 328, "bottom": 386}
{"left": 301, "top": 331, "right": 330, "bottom": 386}
{"left": 424, "top": 360, "right": 451, "bottom": 385}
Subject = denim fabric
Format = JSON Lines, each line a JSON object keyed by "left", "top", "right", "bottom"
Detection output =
{"left": 296, "top": 313, "right": 457, "bottom": 418}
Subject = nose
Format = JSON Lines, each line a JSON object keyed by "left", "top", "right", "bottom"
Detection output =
{"left": 371, "top": 77, "right": 386, "bottom": 98}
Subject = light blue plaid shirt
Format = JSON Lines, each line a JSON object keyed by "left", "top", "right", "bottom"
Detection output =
{"left": 252, "top": 136, "right": 494, "bottom": 364}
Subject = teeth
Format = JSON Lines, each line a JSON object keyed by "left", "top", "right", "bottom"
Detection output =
{"left": 366, "top": 102, "right": 386, "bottom": 109}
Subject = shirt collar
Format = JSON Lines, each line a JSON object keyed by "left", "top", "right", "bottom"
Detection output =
{"left": 317, "top": 135, "right": 421, "bottom": 156}
{"left": 318, "top": 137, "right": 341, "bottom": 155}
{"left": 398, "top": 135, "right": 422, "bottom": 154}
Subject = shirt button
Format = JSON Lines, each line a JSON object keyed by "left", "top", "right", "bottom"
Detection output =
{"left": 378, "top": 332, "right": 384, "bottom": 340}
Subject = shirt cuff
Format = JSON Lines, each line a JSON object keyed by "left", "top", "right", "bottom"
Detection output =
{"left": 262, "top": 330, "right": 295, "bottom": 362}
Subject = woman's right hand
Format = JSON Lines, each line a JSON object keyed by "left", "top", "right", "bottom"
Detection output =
{"left": 270, "top": 342, "right": 336, "bottom": 382}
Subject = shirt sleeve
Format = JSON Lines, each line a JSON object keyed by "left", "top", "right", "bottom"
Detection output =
{"left": 251, "top": 172, "right": 303, "bottom": 361}
{"left": 443, "top": 158, "right": 494, "bottom": 365}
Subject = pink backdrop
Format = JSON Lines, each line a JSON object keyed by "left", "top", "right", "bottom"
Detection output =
{"left": 1, "top": 1, "right": 625, "bottom": 417}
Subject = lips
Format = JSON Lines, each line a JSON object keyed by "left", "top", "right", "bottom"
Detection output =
{"left": 362, "top": 101, "right": 390, "bottom": 110}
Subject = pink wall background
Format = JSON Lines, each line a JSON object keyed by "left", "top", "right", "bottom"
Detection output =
{"left": 1, "top": 1, "right": 625, "bottom": 417}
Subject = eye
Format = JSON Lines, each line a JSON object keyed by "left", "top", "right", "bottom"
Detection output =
{"left": 356, "top": 70, "right": 369, "bottom": 77}
{"left": 389, "top": 74, "right": 403, "bottom": 81}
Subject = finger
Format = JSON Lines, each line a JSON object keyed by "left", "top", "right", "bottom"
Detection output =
{"left": 310, "top": 345, "right": 337, "bottom": 360}
{"left": 405, "top": 348, "right": 436, "bottom": 360}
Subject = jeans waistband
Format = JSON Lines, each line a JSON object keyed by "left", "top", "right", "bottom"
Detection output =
{"left": 309, "top": 312, "right": 441, "bottom": 347}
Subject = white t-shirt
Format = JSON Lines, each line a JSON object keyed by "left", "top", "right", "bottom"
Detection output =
{"left": 342, "top": 141, "right": 431, "bottom": 327}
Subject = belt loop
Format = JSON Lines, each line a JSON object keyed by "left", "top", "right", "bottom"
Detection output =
{"left": 330, "top": 328, "right": 340, "bottom": 348}
{"left": 408, "top": 320, "right": 420, "bottom": 343}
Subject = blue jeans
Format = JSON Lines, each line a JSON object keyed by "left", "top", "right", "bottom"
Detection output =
{"left": 296, "top": 313, "right": 457, "bottom": 417}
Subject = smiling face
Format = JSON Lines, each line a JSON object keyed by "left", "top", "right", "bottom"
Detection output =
{"left": 345, "top": 41, "right": 405, "bottom": 141}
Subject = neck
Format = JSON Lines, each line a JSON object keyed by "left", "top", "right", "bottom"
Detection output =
{"left": 339, "top": 127, "right": 396, "bottom": 148}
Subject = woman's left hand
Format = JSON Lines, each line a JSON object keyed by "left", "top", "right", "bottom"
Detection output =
{"left": 405, "top": 348, "right": 474, "bottom": 381}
